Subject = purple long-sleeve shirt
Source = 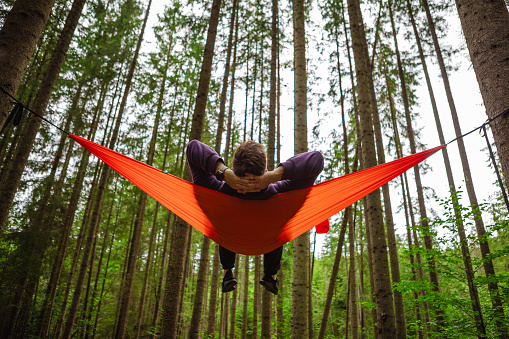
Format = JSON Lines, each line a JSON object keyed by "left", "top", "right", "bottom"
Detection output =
{"left": 186, "top": 140, "right": 324, "bottom": 200}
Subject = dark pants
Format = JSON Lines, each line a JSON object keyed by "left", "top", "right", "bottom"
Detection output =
{"left": 220, "top": 245, "right": 283, "bottom": 276}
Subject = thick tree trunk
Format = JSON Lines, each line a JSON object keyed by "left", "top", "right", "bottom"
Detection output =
{"left": 455, "top": 0, "right": 509, "bottom": 180}
{"left": 0, "top": 0, "right": 87, "bottom": 335}
{"left": 347, "top": 1, "right": 396, "bottom": 337}
{"left": 441, "top": 2, "right": 508, "bottom": 336}
{"left": 0, "top": 0, "right": 87, "bottom": 234}
{"left": 404, "top": 0, "right": 487, "bottom": 335}
{"left": 0, "top": 0, "right": 55, "bottom": 130}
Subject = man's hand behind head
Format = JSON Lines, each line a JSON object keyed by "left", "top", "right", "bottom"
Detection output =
{"left": 225, "top": 167, "right": 284, "bottom": 194}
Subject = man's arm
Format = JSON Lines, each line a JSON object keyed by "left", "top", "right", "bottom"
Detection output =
{"left": 186, "top": 140, "right": 225, "bottom": 190}
{"left": 274, "top": 151, "right": 324, "bottom": 192}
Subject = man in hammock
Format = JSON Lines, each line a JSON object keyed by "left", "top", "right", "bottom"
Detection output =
{"left": 186, "top": 140, "right": 324, "bottom": 295}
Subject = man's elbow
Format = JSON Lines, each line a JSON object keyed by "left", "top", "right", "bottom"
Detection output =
{"left": 309, "top": 151, "right": 324, "bottom": 174}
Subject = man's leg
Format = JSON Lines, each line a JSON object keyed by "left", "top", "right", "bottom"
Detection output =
{"left": 263, "top": 245, "right": 283, "bottom": 277}
{"left": 220, "top": 245, "right": 237, "bottom": 293}
{"left": 260, "top": 246, "right": 283, "bottom": 295}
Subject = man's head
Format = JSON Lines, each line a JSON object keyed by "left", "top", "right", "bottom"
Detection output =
{"left": 232, "top": 140, "right": 267, "bottom": 177}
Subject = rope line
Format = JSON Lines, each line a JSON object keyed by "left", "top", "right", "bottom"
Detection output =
{"left": 0, "top": 86, "right": 70, "bottom": 135}
{"left": 445, "top": 108, "right": 509, "bottom": 145}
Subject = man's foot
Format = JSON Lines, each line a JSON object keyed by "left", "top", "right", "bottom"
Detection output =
{"left": 222, "top": 269, "right": 237, "bottom": 293}
{"left": 259, "top": 274, "right": 278, "bottom": 295}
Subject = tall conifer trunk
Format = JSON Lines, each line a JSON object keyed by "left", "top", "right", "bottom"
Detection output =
{"left": 0, "top": 0, "right": 87, "bottom": 233}
{"left": 437, "top": 2, "right": 508, "bottom": 335}
{"left": 0, "top": 0, "right": 87, "bottom": 336}
{"left": 113, "top": 4, "right": 154, "bottom": 337}
{"left": 0, "top": 0, "right": 56, "bottom": 131}
{"left": 403, "top": 0, "right": 488, "bottom": 335}
{"left": 346, "top": 0, "right": 396, "bottom": 337}
{"left": 61, "top": 1, "right": 148, "bottom": 335}
{"left": 388, "top": 2, "right": 449, "bottom": 329}
{"left": 291, "top": 0, "right": 310, "bottom": 335}
{"left": 454, "top": 0, "right": 509, "bottom": 181}
{"left": 161, "top": 0, "right": 222, "bottom": 336}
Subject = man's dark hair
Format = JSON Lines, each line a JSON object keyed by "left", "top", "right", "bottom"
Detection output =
{"left": 232, "top": 141, "right": 266, "bottom": 176}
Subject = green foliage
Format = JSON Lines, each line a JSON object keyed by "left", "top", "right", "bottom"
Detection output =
{"left": 401, "top": 191, "right": 509, "bottom": 338}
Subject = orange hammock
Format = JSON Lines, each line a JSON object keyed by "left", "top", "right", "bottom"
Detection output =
{"left": 70, "top": 134, "right": 445, "bottom": 255}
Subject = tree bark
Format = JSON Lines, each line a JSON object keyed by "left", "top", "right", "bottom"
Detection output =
{"left": 347, "top": 1, "right": 397, "bottom": 337}
{"left": 317, "top": 208, "right": 349, "bottom": 339}
{"left": 207, "top": 244, "right": 221, "bottom": 336}
{"left": 291, "top": 0, "right": 310, "bottom": 336}
{"left": 455, "top": 0, "right": 509, "bottom": 180}
{"left": 229, "top": 255, "right": 240, "bottom": 339}
{"left": 161, "top": 0, "right": 221, "bottom": 336}
{"left": 0, "top": 0, "right": 56, "bottom": 130}
{"left": 404, "top": 0, "right": 488, "bottom": 335}
{"left": 439, "top": 2, "right": 508, "bottom": 336}
{"left": 0, "top": 0, "right": 87, "bottom": 234}
{"left": 241, "top": 255, "right": 249, "bottom": 339}
{"left": 253, "top": 255, "right": 261, "bottom": 338}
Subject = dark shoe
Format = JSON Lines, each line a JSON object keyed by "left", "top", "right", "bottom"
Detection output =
{"left": 259, "top": 275, "right": 278, "bottom": 295}
{"left": 222, "top": 269, "right": 237, "bottom": 293}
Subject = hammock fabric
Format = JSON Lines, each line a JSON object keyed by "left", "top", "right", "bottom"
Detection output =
{"left": 70, "top": 134, "right": 445, "bottom": 255}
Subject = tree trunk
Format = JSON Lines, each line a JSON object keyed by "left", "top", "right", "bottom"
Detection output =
{"left": 229, "top": 255, "right": 240, "bottom": 338}
{"left": 266, "top": 0, "right": 278, "bottom": 168}
{"left": 317, "top": 208, "right": 349, "bottom": 339}
{"left": 348, "top": 215, "right": 359, "bottom": 339}
{"left": 391, "top": 1, "right": 445, "bottom": 329}
{"left": 455, "top": 0, "right": 509, "bottom": 179}
{"left": 291, "top": 0, "right": 310, "bottom": 336}
{"left": 113, "top": 3, "right": 153, "bottom": 337}
{"left": 161, "top": 0, "right": 222, "bottom": 336}
{"left": 276, "top": 258, "right": 283, "bottom": 339}
{"left": 0, "top": 0, "right": 87, "bottom": 234}
{"left": 347, "top": 0, "right": 396, "bottom": 337}
{"left": 0, "top": 0, "right": 55, "bottom": 130}
{"left": 404, "top": 0, "right": 487, "bottom": 335}
{"left": 207, "top": 244, "right": 221, "bottom": 336}
{"left": 214, "top": 0, "right": 237, "bottom": 153}
{"left": 241, "top": 255, "right": 249, "bottom": 339}
{"left": 433, "top": 1, "right": 508, "bottom": 335}
{"left": 223, "top": 2, "right": 239, "bottom": 165}
{"left": 252, "top": 255, "right": 261, "bottom": 338}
